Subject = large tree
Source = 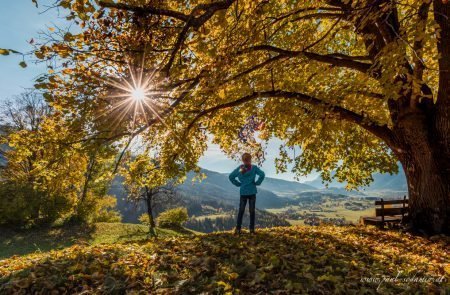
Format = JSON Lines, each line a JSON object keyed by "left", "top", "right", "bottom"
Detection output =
{"left": 0, "top": 92, "right": 86, "bottom": 224}
{"left": 23, "top": 0, "right": 449, "bottom": 234}
{"left": 0, "top": 91, "right": 120, "bottom": 225}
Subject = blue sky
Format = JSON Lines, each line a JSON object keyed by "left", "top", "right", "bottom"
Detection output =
{"left": 0, "top": 1, "right": 316, "bottom": 182}
{"left": 0, "top": 1, "right": 62, "bottom": 98}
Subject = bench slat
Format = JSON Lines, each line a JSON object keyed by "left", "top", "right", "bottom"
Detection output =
{"left": 376, "top": 207, "right": 407, "bottom": 216}
{"left": 375, "top": 199, "right": 408, "bottom": 205}
{"left": 362, "top": 216, "right": 403, "bottom": 225}
{"left": 363, "top": 216, "right": 403, "bottom": 221}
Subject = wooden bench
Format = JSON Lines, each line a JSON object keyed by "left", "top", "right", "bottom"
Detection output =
{"left": 362, "top": 196, "right": 408, "bottom": 229}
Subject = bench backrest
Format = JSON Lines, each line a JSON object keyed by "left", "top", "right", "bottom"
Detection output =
{"left": 375, "top": 196, "right": 408, "bottom": 217}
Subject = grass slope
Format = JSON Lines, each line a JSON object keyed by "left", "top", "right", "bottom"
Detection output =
{"left": 0, "top": 225, "right": 448, "bottom": 294}
{"left": 0, "top": 222, "right": 195, "bottom": 259}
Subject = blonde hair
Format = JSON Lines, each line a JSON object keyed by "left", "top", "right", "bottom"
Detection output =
{"left": 241, "top": 153, "right": 252, "bottom": 161}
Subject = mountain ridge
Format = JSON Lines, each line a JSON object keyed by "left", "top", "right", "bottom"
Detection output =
{"left": 109, "top": 167, "right": 408, "bottom": 222}
{"left": 303, "top": 166, "right": 407, "bottom": 192}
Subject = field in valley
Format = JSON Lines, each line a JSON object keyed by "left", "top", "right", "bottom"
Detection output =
{"left": 267, "top": 198, "right": 376, "bottom": 225}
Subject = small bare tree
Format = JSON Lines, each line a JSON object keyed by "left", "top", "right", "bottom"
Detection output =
{"left": 140, "top": 183, "right": 180, "bottom": 236}
{"left": 122, "top": 153, "right": 181, "bottom": 237}
{"left": 0, "top": 91, "right": 50, "bottom": 161}
{"left": 0, "top": 91, "right": 50, "bottom": 132}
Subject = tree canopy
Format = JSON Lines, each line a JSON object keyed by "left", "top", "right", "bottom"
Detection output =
{"left": 14, "top": 0, "right": 450, "bottom": 233}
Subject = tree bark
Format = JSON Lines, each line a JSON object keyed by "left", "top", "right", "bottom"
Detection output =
{"left": 403, "top": 162, "right": 449, "bottom": 235}
{"left": 394, "top": 110, "right": 450, "bottom": 235}
{"left": 76, "top": 152, "right": 97, "bottom": 217}
{"left": 145, "top": 186, "right": 156, "bottom": 237}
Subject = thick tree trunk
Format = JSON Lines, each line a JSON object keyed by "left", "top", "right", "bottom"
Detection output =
{"left": 395, "top": 111, "right": 450, "bottom": 235}
{"left": 395, "top": 1, "right": 450, "bottom": 235}
{"left": 401, "top": 155, "right": 449, "bottom": 235}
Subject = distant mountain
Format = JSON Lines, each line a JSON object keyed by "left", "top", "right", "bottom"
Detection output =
{"left": 303, "top": 165, "right": 407, "bottom": 193}
{"left": 109, "top": 168, "right": 296, "bottom": 223}
{"left": 109, "top": 166, "right": 409, "bottom": 223}
{"left": 366, "top": 171, "right": 408, "bottom": 191}
{"left": 303, "top": 177, "right": 343, "bottom": 189}
{"left": 180, "top": 169, "right": 292, "bottom": 209}
{"left": 258, "top": 177, "right": 316, "bottom": 197}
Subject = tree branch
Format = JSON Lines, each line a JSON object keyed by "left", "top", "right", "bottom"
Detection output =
{"left": 412, "top": 1, "right": 430, "bottom": 80}
{"left": 163, "top": 0, "right": 236, "bottom": 75}
{"left": 99, "top": 1, "right": 236, "bottom": 76}
{"left": 98, "top": 1, "right": 190, "bottom": 22}
{"left": 269, "top": 6, "right": 343, "bottom": 24}
{"left": 223, "top": 54, "right": 287, "bottom": 84}
{"left": 236, "top": 45, "right": 372, "bottom": 74}
{"left": 186, "top": 90, "right": 396, "bottom": 147}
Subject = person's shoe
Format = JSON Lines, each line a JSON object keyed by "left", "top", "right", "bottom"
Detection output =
{"left": 234, "top": 228, "right": 241, "bottom": 235}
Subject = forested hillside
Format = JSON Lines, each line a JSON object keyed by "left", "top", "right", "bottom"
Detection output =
{"left": 109, "top": 169, "right": 303, "bottom": 223}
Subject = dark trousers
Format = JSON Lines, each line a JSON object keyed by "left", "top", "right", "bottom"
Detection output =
{"left": 236, "top": 194, "right": 256, "bottom": 231}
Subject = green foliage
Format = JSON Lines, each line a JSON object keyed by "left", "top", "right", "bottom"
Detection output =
{"left": 0, "top": 225, "right": 447, "bottom": 293}
{"left": 157, "top": 207, "right": 189, "bottom": 229}
{"left": 122, "top": 153, "right": 162, "bottom": 200}
{"left": 76, "top": 195, "right": 122, "bottom": 224}
{"left": 0, "top": 182, "right": 42, "bottom": 226}
{"left": 0, "top": 115, "right": 87, "bottom": 225}
{"left": 71, "top": 145, "right": 120, "bottom": 224}
{"left": 122, "top": 153, "right": 184, "bottom": 201}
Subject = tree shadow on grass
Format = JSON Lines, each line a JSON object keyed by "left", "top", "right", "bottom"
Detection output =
{"left": 0, "top": 226, "right": 447, "bottom": 294}
{"left": 113, "top": 225, "right": 195, "bottom": 243}
{"left": 0, "top": 224, "right": 94, "bottom": 260}
{"left": 116, "top": 227, "right": 147, "bottom": 240}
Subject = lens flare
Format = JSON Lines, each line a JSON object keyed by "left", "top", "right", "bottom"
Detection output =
{"left": 93, "top": 59, "right": 166, "bottom": 132}
{"left": 92, "top": 56, "right": 196, "bottom": 159}
{"left": 131, "top": 87, "right": 147, "bottom": 101}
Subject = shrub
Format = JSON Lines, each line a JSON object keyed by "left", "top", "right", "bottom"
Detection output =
{"left": 0, "top": 181, "right": 73, "bottom": 226}
{"left": 0, "top": 182, "right": 41, "bottom": 226}
{"left": 75, "top": 194, "right": 122, "bottom": 224}
{"left": 139, "top": 213, "right": 150, "bottom": 225}
{"left": 157, "top": 207, "right": 188, "bottom": 228}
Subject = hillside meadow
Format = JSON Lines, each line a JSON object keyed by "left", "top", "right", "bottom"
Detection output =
{"left": 0, "top": 223, "right": 197, "bottom": 260}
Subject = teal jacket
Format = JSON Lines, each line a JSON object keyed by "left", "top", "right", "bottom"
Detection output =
{"left": 229, "top": 165, "right": 265, "bottom": 196}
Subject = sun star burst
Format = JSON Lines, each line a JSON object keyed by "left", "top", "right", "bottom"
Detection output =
{"left": 94, "top": 60, "right": 168, "bottom": 131}
{"left": 130, "top": 87, "right": 147, "bottom": 101}
{"left": 92, "top": 58, "right": 196, "bottom": 157}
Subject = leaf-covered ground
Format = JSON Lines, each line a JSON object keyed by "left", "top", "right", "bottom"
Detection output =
{"left": 0, "top": 225, "right": 448, "bottom": 294}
